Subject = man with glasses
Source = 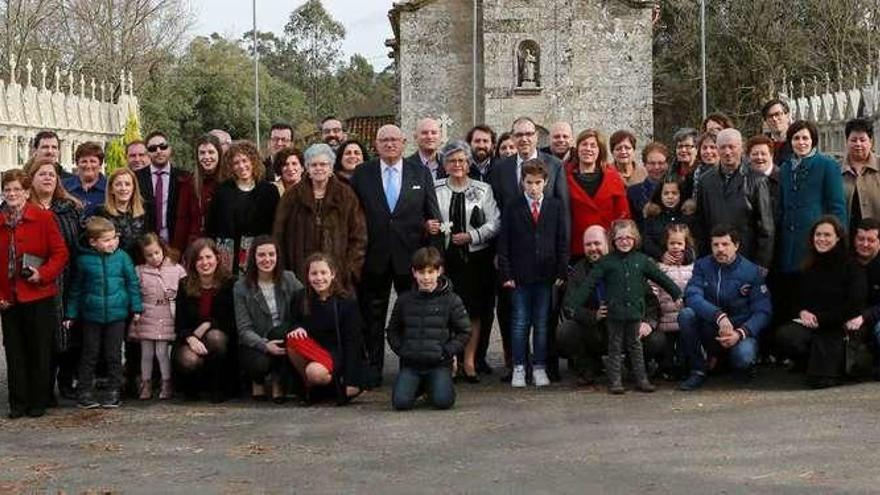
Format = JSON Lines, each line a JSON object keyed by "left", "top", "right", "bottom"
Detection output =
{"left": 135, "top": 131, "right": 188, "bottom": 243}
{"left": 320, "top": 116, "right": 347, "bottom": 152}
{"left": 350, "top": 124, "right": 441, "bottom": 386}
{"left": 264, "top": 123, "right": 293, "bottom": 179}
{"left": 490, "top": 116, "right": 569, "bottom": 382}
{"left": 761, "top": 98, "right": 792, "bottom": 165}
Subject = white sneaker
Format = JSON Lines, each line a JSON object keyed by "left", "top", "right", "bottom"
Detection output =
{"left": 533, "top": 368, "right": 550, "bottom": 387}
{"left": 511, "top": 365, "right": 526, "bottom": 388}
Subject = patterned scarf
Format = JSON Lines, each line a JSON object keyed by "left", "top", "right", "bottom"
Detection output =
{"left": 3, "top": 204, "right": 24, "bottom": 301}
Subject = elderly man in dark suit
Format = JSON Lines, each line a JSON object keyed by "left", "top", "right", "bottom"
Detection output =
{"left": 490, "top": 116, "right": 570, "bottom": 381}
{"left": 136, "top": 131, "right": 188, "bottom": 243}
{"left": 351, "top": 124, "right": 442, "bottom": 385}
{"left": 404, "top": 117, "right": 445, "bottom": 181}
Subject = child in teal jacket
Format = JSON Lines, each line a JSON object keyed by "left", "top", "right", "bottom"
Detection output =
{"left": 65, "top": 217, "right": 143, "bottom": 409}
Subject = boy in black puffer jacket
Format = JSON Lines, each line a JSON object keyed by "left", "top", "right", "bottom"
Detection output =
{"left": 387, "top": 247, "right": 470, "bottom": 410}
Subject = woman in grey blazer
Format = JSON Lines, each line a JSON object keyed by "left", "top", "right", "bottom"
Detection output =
{"left": 434, "top": 140, "right": 501, "bottom": 382}
{"left": 234, "top": 236, "right": 304, "bottom": 402}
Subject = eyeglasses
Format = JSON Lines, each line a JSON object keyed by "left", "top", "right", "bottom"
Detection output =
{"left": 766, "top": 111, "right": 787, "bottom": 120}
{"left": 614, "top": 235, "right": 636, "bottom": 241}
{"left": 270, "top": 136, "right": 292, "bottom": 143}
{"left": 147, "top": 143, "right": 169, "bottom": 152}
{"left": 676, "top": 144, "right": 695, "bottom": 150}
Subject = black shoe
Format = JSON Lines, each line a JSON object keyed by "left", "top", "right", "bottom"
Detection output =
{"left": 7, "top": 408, "right": 24, "bottom": 419}
{"left": 26, "top": 408, "right": 46, "bottom": 418}
{"left": 77, "top": 393, "right": 100, "bottom": 410}
{"left": 476, "top": 359, "right": 493, "bottom": 375}
{"left": 101, "top": 391, "right": 121, "bottom": 409}
{"left": 499, "top": 369, "right": 512, "bottom": 383}
{"left": 463, "top": 373, "right": 480, "bottom": 384}
{"left": 678, "top": 371, "right": 707, "bottom": 391}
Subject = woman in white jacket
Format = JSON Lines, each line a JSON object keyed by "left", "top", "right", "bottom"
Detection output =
{"left": 434, "top": 140, "right": 500, "bottom": 382}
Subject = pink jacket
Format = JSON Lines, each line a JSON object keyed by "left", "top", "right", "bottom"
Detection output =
{"left": 651, "top": 262, "right": 693, "bottom": 333}
{"left": 129, "top": 260, "right": 187, "bottom": 341}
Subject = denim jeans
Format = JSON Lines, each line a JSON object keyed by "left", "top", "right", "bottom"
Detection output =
{"left": 678, "top": 308, "right": 757, "bottom": 373}
{"left": 510, "top": 282, "right": 552, "bottom": 367}
{"left": 392, "top": 365, "right": 455, "bottom": 410}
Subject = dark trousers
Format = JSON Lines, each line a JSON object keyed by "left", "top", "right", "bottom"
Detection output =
{"left": 359, "top": 268, "right": 412, "bottom": 381}
{"left": 556, "top": 317, "right": 667, "bottom": 373}
{"left": 239, "top": 345, "right": 293, "bottom": 382}
{"left": 475, "top": 257, "right": 498, "bottom": 366}
{"left": 606, "top": 320, "right": 647, "bottom": 385}
{"left": 3, "top": 297, "right": 55, "bottom": 413}
{"left": 79, "top": 320, "right": 126, "bottom": 394}
{"left": 392, "top": 364, "right": 455, "bottom": 410}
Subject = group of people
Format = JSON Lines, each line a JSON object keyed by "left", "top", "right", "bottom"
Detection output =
{"left": 3, "top": 101, "right": 880, "bottom": 418}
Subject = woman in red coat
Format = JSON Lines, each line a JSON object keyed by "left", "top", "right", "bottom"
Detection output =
{"left": 172, "top": 134, "right": 222, "bottom": 252}
{"left": 0, "top": 169, "right": 69, "bottom": 418}
{"left": 565, "top": 129, "right": 630, "bottom": 258}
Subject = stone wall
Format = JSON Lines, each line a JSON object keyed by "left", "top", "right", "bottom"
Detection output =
{"left": 482, "top": 0, "right": 654, "bottom": 146}
{"left": 396, "top": 0, "right": 475, "bottom": 150}
{"left": 0, "top": 58, "right": 136, "bottom": 171}
{"left": 392, "top": 0, "right": 654, "bottom": 151}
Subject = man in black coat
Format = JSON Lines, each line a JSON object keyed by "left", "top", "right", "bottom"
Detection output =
{"left": 350, "top": 124, "right": 442, "bottom": 385}
{"left": 403, "top": 117, "right": 445, "bottom": 181}
{"left": 694, "top": 128, "right": 774, "bottom": 269}
{"left": 846, "top": 218, "right": 880, "bottom": 377}
{"left": 136, "top": 131, "right": 188, "bottom": 243}
{"left": 490, "top": 116, "right": 570, "bottom": 381}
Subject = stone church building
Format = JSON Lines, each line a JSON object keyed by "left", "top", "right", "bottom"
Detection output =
{"left": 389, "top": 0, "right": 655, "bottom": 149}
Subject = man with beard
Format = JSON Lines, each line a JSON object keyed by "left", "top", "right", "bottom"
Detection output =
{"left": 540, "top": 121, "right": 574, "bottom": 162}
{"left": 678, "top": 225, "right": 771, "bottom": 391}
{"left": 558, "top": 225, "right": 665, "bottom": 384}
{"left": 320, "top": 116, "right": 347, "bottom": 152}
{"left": 136, "top": 131, "right": 188, "bottom": 242}
{"left": 405, "top": 117, "right": 444, "bottom": 180}
{"left": 467, "top": 125, "right": 497, "bottom": 183}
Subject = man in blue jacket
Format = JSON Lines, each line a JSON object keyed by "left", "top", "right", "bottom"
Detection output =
{"left": 678, "top": 224, "right": 772, "bottom": 391}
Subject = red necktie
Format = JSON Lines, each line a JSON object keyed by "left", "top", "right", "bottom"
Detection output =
{"left": 531, "top": 200, "right": 540, "bottom": 223}
{"left": 154, "top": 170, "right": 165, "bottom": 235}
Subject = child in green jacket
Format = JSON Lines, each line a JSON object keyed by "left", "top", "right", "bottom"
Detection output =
{"left": 568, "top": 219, "right": 682, "bottom": 394}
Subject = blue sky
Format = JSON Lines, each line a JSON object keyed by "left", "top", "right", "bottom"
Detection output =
{"left": 190, "top": 0, "right": 396, "bottom": 69}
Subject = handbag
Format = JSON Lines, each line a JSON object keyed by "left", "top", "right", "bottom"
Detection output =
{"left": 469, "top": 205, "right": 486, "bottom": 229}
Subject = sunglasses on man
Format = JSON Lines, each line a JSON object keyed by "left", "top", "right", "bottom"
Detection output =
{"left": 147, "top": 143, "right": 170, "bottom": 153}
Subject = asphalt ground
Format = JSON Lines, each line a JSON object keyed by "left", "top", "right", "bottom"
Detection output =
{"left": 1, "top": 341, "right": 879, "bottom": 494}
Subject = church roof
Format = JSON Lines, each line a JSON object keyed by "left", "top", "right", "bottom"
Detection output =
{"left": 388, "top": 0, "right": 438, "bottom": 42}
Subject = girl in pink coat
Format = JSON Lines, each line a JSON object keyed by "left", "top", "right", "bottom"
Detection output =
{"left": 130, "top": 233, "right": 187, "bottom": 400}
{"left": 650, "top": 224, "right": 695, "bottom": 377}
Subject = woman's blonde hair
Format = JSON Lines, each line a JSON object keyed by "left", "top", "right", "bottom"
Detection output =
{"left": 104, "top": 168, "right": 145, "bottom": 217}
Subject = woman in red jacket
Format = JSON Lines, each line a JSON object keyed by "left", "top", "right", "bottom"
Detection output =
{"left": 172, "top": 134, "right": 222, "bottom": 252}
{"left": 0, "top": 169, "right": 69, "bottom": 418}
{"left": 565, "top": 129, "right": 630, "bottom": 259}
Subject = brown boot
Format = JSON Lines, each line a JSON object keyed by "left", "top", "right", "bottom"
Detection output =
{"left": 138, "top": 379, "right": 152, "bottom": 400}
{"left": 159, "top": 380, "right": 173, "bottom": 400}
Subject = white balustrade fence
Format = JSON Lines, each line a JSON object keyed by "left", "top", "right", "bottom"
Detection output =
{"left": 779, "top": 69, "right": 879, "bottom": 159}
{"left": 0, "top": 56, "right": 138, "bottom": 171}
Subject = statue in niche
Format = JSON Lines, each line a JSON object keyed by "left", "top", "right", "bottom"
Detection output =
{"left": 517, "top": 40, "right": 540, "bottom": 88}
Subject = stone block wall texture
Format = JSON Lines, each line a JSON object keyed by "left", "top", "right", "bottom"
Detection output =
{"left": 398, "top": 0, "right": 475, "bottom": 152}
{"left": 396, "top": 0, "right": 653, "bottom": 150}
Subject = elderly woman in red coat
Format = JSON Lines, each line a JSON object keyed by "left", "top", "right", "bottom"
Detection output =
{"left": 0, "top": 169, "right": 69, "bottom": 418}
{"left": 565, "top": 129, "right": 630, "bottom": 259}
